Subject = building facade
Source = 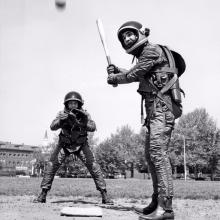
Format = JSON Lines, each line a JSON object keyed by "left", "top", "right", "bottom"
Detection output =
{"left": 0, "top": 141, "right": 40, "bottom": 176}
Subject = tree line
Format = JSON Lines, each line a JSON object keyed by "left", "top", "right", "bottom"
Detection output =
{"left": 35, "top": 108, "right": 220, "bottom": 180}
{"left": 95, "top": 107, "right": 220, "bottom": 180}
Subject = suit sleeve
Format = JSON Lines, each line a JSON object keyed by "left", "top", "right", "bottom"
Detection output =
{"left": 112, "top": 45, "right": 162, "bottom": 84}
{"left": 50, "top": 111, "right": 64, "bottom": 131}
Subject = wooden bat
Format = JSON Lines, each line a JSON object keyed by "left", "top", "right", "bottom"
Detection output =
{"left": 96, "top": 18, "right": 117, "bottom": 87}
{"left": 96, "top": 18, "right": 111, "bottom": 65}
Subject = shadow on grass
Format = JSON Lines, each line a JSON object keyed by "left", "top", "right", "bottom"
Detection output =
{"left": 97, "top": 204, "right": 133, "bottom": 211}
{"left": 51, "top": 198, "right": 98, "bottom": 205}
{"left": 51, "top": 199, "right": 134, "bottom": 211}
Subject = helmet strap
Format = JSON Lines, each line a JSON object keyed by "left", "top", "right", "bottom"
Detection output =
{"left": 132, "top": 56, "right": 135, "bottom": 64}
{"left": 126, "top": 38, "right": 148, "bottom": 54}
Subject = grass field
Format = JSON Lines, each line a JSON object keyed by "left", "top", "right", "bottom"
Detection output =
{"left": 0, "top": 177, "right": 220, "bottom": 200}
{"left": 1, "top": 177, "right": 220, "bottom": 220}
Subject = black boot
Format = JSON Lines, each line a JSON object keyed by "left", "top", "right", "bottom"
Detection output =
{"left": 33, "top": 189, "right": 48, "bottom": 203}
{"left": 138, "top": 197, "right": 174, "bottom": 220}
{"left": 134, "top": 193, "right": 158, "bottom": 215}
{"left": 100, "top": 190, "right": 114, "bottom": 205}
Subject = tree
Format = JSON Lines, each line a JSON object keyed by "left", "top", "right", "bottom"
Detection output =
{"left": 133, "top": 127, "right": 148, "bottom": 173}
{"left": 170, "top": 108, "right": 220, "bottom": 178}
{"left": 95, "top": 137, "right": 126, "bottom": 177}
{"left": 87, "top": 132, "right": 99, "bottom": 151}
{"left": 95, "top": 125, "right": 145, "bottom": 178}
{"left": 32, "top": 148, "right": 46, "bottom": 176}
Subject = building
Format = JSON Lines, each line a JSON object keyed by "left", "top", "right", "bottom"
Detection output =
{"left": 0, "top": 141, "right": 40, "bottom": 176}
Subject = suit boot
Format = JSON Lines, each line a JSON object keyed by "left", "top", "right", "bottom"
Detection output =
{"left": 33, "top": 189, "right": 48, "bottom": 203}
{"left": 134, "top": 193, "right": 158, "bottom": 215}
{"left": 139, "top": 197, "right": 174, "bottom": 220}
{"left": 100, "top": 190, "right": 114, "bottom": 205}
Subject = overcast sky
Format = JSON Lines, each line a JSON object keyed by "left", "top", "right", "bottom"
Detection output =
{"left": 0, "top": 0, "right": 220, "bottom": 146}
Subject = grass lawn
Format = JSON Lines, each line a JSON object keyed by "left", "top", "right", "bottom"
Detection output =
{"left": 0, "top": 177, "right": 220, "bottom": 200}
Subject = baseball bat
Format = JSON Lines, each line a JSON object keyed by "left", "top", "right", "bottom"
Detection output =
{"left": 96, "top": 18, "right": 111, "bottom": 65}
{"left": 96, "top": 19, "right": 117, "bottom": 87}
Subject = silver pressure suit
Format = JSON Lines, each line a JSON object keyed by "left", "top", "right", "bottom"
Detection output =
{"left": 109, "top": 42, "right": 175, "bottom": 199}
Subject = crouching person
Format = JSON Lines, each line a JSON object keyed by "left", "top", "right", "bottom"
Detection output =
{"left": 33, "top": 91, "right": 113, "bottom": 205}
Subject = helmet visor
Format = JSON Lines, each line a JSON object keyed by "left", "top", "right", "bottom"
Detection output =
{"left": 118, "top": 28, "right": 139, "bottom": 49}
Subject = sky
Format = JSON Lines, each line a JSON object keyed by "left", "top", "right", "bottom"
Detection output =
{"left": 0, "top": 0, "right": 220, "bottom": 146}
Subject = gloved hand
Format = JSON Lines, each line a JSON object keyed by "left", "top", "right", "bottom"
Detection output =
{"left": 68, "top": 111, "right": 77, "bottom": 119}
{"left": 67, "top": 111, "right": 78, "bottom": 125}
{"left": 107, "top": 74, "right": 117, "bottom": 85}
{"left": 66, "top": 111, "right": 81, "bottom": 131}
{"left": 57, "top": 112, "right": 70, "bottom": 128}
{"left": 71, "top": 109, "right": 88, "bottom": 127}
{"left": 59, "top": 112, "right": 69, "bottom": 121}
{"left": 107, "top": 64, "right": 120, "bottom": 75}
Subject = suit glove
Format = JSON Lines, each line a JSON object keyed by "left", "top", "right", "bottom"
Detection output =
{"left": 107, "top": 64, "right": 120, "bottom": 75}
{"left": 71, "top": 109, "right": 88, "bottom": 127}
{"left": 59, "top": 112, "right": 69, "bottom": 121}
{"left": 107, "top": 74, "right": 118, "bottom": 85}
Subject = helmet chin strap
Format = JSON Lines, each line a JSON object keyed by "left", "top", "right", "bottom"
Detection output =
{"left": 132, "top": 56, "right": 136, "bottom": 64}
{"left": 126, "top": 37, "right": 148, "bottom": 54}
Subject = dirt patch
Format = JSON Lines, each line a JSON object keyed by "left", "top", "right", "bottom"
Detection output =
{"left": 0, "top": 196, "right": 220, "bottom": 220}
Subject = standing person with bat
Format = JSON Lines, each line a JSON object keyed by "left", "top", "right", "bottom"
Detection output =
{"left": 33, "top": 91, "right": 113, "bottom": 205}
{"left": 105, "top": 21, "right": 185, "bottom": 220}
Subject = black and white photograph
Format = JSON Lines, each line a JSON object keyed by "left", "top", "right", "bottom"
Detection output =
{"left": 0, "top": 0, "right": 220, "bottom": 219}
